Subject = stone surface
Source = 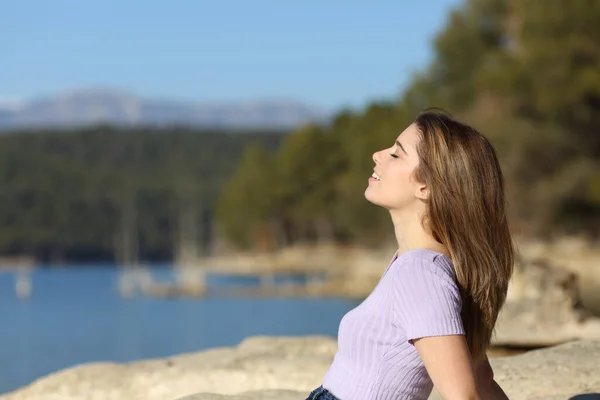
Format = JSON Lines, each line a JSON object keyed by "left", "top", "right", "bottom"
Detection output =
{"left": 493, "top": 257, "right": 600, "bottom": 347}
{"left": 0, "top": 336, "right": 334, "bottom": 400}
{"left": 514, "top": 236, "right": 600, "bottom": 315}
{"left": 177, "top": 390, "right": 305, "bottom": 400}
{"left": 429, "top": 339, "right": 600, "bottom": 400}
{"left": 493, "top": 298, "right": 600, "bottom": 347}
{"left": 2, "top": 336, "right": 599, "bottom": 400}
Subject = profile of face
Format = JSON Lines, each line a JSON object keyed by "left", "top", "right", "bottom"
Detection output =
{"left": 364, "top": 123, "right": 429, "bottom": 211}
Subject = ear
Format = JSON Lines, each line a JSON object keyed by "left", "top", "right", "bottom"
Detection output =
{"left": 415, "top": 182, "right": 429, "bottom": 201}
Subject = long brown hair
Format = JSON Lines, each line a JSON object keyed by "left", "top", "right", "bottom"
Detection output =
{"left": 413, "top": 111, "right": 514, "bottom": 362}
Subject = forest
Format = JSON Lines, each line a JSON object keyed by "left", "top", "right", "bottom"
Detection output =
{"left": 1, "top": 0, "right": 599, "bottom": 264}
{"left": 218, "top": 0, "right": 600, "bottom": 249}
{"left": 0, "top": 126, "right": 284, "bottom": 263}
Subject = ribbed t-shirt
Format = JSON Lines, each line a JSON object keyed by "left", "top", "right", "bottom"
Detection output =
{"left": 321, "top": 248, "right": 465, "bottom": 400}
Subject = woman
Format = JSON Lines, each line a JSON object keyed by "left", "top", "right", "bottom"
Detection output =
{"left": 306, "top": 112, "right": 513, "bottom": 400}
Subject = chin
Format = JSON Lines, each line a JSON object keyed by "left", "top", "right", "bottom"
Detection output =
{"left": 365, "top": 188, "right": 399, "bottom": 212}
{"left": 364, "top": 187, "right": 385, "bottom": 207}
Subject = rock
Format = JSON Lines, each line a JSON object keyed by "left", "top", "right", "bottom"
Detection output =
{"left": 505, "top": 257, "right": 581, "bottom": 303}
{"left": 177, "top": 389, "right": 305, "bottom": 400}
{"left": 515, "top": 236, "right": 600, "bottom": 315}
{"left": 0, "top": 336, "right": 335, "bottom": 400}
{"left": 491, "top": 339, "right": 600, "bottom": 400}
{"left": 2, "top": 336, "right": 599, "bottom": 400}
{"left": 494, "top": 257, "right": 600, "bottom": 347}
{"left": 493, "top": 298, "right": 600, "bottom": 347}
{"left": 430, "top": 339, "right": 600, "bottom": 400}
{"left": 580, "top": 267, "right": 600, "bottom": 316}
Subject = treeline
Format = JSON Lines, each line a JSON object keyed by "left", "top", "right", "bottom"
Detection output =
{"left": 2, "top": 0, "right": 599, "bottom": 263}
{"left": 0, "top": 125, "right": 285, "bottom": 263}
{"left": 217, "top": 0, "right": 600, "bottom": 249}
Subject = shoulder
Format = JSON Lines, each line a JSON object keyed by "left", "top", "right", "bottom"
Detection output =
{"left": 390, "top": 249, "right": 465, "bottom": 335}
{"left": 392, "top": 248, "right": 457, "bottom": 285}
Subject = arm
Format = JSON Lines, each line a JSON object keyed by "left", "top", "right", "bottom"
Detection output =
{"left": 393, "top": 257, "right": 502, "bottom": 399}
{"left": 413, "top": 335, "right": 481, "bottom": 400}
{"left": 474, "top": 356, "right": 509, "bottom": 400}
{"left": 414, "top": 336, "right": 510, "bottom": 400}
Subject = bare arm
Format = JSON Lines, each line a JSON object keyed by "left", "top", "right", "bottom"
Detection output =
{"left": 414, "top": 335, "right": 510, "bottom": 400}
{"left": 413, "top": 335, "right": 481, "bottom": 400}
{"left": 474, "top": 356, "right": 509, "bottom": 400}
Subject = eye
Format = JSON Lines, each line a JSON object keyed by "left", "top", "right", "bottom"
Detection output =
{"left": 390, "top": 153, "right": 399, "bottom": 159}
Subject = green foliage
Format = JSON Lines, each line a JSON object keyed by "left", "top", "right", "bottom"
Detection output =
{"left": 4, "top": 0, "right": 600, "bottom": 259}
{"left": 216, "top": 0, "right": 600, "bottom": 246}
{"left": 217, "top": 145, "right": 277, "bottom": 248}
{"left": 0, "top": 126, "right": 284, "bottom": 262}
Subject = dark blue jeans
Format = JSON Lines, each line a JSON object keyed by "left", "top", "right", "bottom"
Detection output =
{"left": 306, "top": 385, "right": 341, "bottom": 400}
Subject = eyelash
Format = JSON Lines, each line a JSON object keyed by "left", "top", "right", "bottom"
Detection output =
{"left": 390, "top": 153, "right": 399, "bottom": 159}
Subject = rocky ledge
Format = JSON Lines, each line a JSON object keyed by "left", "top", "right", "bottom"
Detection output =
{"left": 1, "top": 336, "right": 598, "bottom": 400}
{"left": 494, "top": 257, "right": 600, "bottom": 347}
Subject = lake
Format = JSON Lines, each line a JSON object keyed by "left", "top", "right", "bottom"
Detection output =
{"left": 0, "top": 266, "right": 358, "bottom": 395}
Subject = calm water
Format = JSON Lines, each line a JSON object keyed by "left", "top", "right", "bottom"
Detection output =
{"left": 0, "top": 267, "right": 357, "bottom": 395}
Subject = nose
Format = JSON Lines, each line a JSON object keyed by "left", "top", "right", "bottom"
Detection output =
{"left": 372, "top": 149, "right": 382, "bottom": 164}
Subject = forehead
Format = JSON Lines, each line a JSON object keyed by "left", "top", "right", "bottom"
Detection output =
{"left": 396, "top": 123, "right": 420, "bottom": 149}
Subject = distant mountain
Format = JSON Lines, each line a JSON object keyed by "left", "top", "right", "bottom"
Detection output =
{"left": 0, "top": 89, "right": 330, "bottom": 131}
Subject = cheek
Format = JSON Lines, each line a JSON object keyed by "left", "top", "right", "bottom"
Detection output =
{"left": 387, "top": 165, "right": 412, "bottom": 186}
{"left": 384, "top": 167, "right": 416, "bottom": 200}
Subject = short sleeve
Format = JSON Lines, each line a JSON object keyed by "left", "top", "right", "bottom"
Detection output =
{"left": 393, "top": 255, "right": 465, "bottom": 342}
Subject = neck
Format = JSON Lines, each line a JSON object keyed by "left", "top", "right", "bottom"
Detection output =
{"left": 390, "top": 208, "right": 449, "bottom": 258}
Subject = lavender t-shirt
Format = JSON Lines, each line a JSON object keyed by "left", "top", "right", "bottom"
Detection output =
{"left": 321, "top": 248, "right": 465, "bottom": 400}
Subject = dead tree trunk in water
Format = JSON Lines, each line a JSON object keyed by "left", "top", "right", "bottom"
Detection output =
{"left": 173, "top": 196, "right": 205, "bottom": 290}
{"left": 118, "top": 194, "right": 139, "bottom": 266}
{"left": 174, "top": 198, "right": 200, "bottom": 266}
{"left": 115, "top": 192, "right": 145, "bottom": 297}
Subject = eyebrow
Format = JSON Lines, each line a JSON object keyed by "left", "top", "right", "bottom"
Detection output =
{"left": 395, "top": 140, "right": 409, "bottom": 155}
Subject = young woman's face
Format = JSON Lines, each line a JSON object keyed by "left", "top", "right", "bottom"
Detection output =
{"left": 364, "top": 123, "right": 425, "bottom": 210}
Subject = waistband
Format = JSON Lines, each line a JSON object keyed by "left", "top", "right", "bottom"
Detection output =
{"left": 307, "top": 385, "right": 341, "bottom": 400}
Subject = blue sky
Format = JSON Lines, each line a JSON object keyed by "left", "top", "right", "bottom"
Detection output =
{"left": 2, "top": 0, "right": 461, "bottom": 111}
